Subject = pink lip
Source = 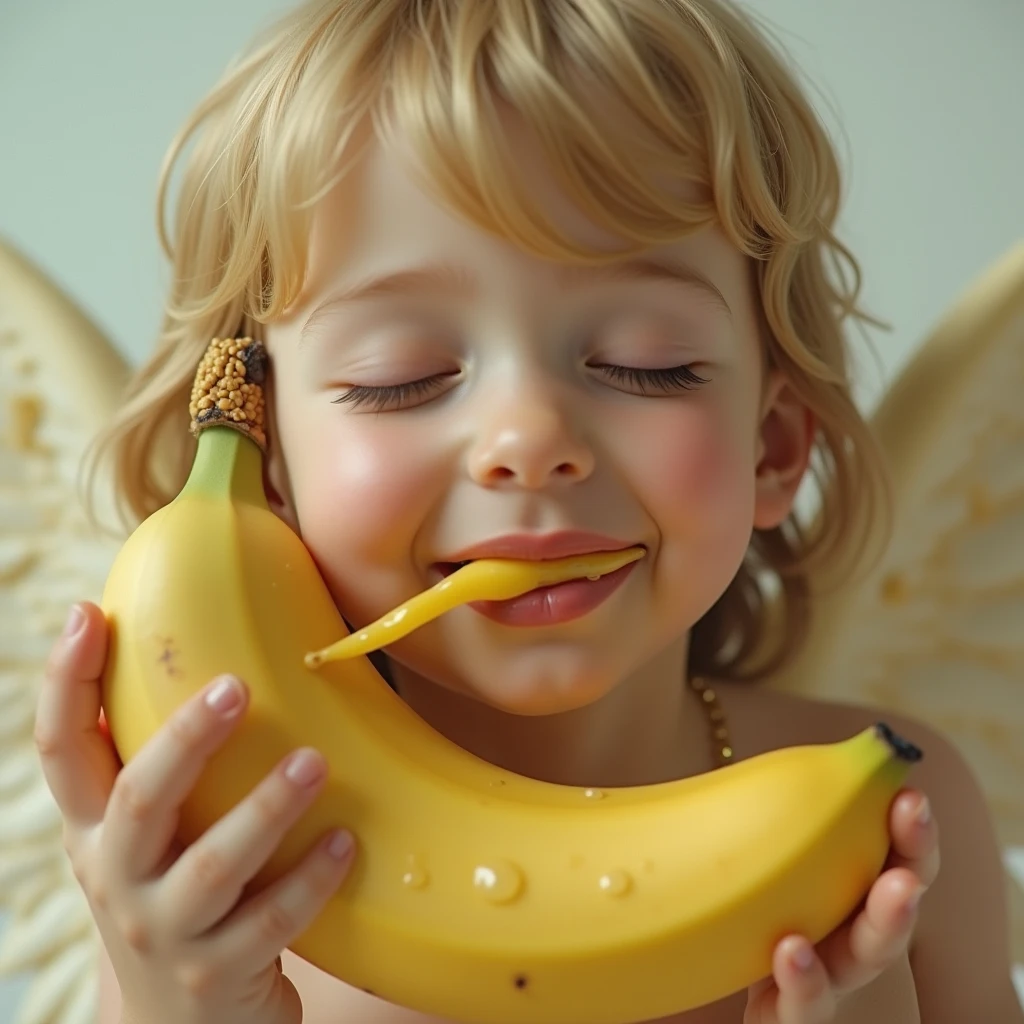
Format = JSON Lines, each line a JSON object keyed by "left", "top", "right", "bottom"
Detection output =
{"left": 468, "top": 560, "right": 638, "bottom": 627}
{"left": 438, "top": 530, "right": 639, "bottom": 563}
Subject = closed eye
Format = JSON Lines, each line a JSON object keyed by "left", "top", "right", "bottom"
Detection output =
{"left": 593, "top": 363, "right": 711, "bottom": 394}
{"left": 330, "top": 363, "right": 710, "bottom": 411}
{"left": 331, "top": 373, "right": 455, "bottom": 410}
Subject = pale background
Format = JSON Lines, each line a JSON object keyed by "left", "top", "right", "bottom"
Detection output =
{"left": 1, "top": 0, "right": 1023, "bottom": 1016}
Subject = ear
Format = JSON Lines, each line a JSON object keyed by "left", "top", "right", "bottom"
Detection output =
{"left": 752, "top": 370, "right": 816, "bottom": 531}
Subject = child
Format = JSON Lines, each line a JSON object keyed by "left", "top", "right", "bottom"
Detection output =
{"left": 33, "top": 1, "right": 1019, "bottom": 1022}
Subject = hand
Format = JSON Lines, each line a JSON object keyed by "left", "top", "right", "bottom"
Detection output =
{"left": 34, "top": 602, "right": 356, "bottom": 1024}
{"left": 744, "top": 786, "right": 940, "bottom": 1023}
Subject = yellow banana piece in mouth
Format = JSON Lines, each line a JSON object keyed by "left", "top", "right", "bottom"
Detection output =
{"left": 305, "top": 545, "right": 646, "bottom": 667}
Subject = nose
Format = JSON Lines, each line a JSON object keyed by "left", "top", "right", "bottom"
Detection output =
{"left": 466, "top": 384, "right": 595, "bottom": 489}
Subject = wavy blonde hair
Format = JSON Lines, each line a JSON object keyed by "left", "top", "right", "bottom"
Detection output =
{"left": 85, "top": 0, "right": 892, "bottom": 683}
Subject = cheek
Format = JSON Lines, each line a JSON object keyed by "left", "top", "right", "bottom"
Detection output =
{"left": 300, "top": 436, "right": 416, "bottom": 551}
{"left": 281, "top": 407, "right": 444, "bottom": 594}
{"left": 628, "top": 401, "right": 756, "bottom": 524}
{"left": 617, "top": 399, "right": 757, "bottom": 597}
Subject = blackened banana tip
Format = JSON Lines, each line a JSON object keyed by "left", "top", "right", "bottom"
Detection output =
{"left": 875, "top": 722, "right": 924, "bottom": 763}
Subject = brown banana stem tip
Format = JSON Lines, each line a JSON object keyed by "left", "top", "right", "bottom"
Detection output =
{"left": 188, "top": 337, "right": 268, "bottom": 451}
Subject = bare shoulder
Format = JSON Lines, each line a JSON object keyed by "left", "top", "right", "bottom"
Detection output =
{"left": 716, "top": 678, "right": 952, "bottom": 760}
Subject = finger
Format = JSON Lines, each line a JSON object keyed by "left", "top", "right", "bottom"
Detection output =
{"left": 743, "top": 974, "right": 780, "bottom": 1024}
{"left": 34, "top": 602, "right": 118, "bottom": 827}
{"left": 159, "top": 747, "right": 330, "bottom": 935}
{"left": 815, "top": 867, "right": 921, "bottom": 994}
{"left": 886, "top": 788, "right": 940, "bottom": 887}
{"left": 102, "top": 675, "right": 250, "bottom": 880}
{"left": 206, "top": 828, "right": 355, "bottom": 969}
{"left": 772, "top": 936, "right": 836, "bottom": 1024}
{"left": 745, "top": 936, "right": 835, "bottom": 1024}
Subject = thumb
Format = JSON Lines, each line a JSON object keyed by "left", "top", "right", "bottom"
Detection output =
{"left": 46, "top": 600, "right": 109, "bottom": 682}
{"left": 36, "top": 601, "right": 118, "bottom": 826}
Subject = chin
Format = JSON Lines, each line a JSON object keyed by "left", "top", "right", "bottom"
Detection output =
{"left": 458, "top": 667, "right": 616, "bottom": 717}
{"left": 389, "top": 636, "right": 630, "bottom": 716}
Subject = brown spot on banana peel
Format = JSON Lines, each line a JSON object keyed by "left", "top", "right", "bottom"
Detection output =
{"left": 156, "top": 637, "right": 182, "bottom": 677}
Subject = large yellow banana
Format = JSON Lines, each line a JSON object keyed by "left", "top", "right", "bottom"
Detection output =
{"left": 99, "top": 338, "right": 922, "bottom": 1024}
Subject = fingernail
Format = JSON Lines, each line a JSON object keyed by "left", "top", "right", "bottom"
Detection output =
{"left": 285, "top": 748, "right": 326, "bottom": 787}
{"left": 915, "top": 796, "right": 931, "bottom": 826}
{"left": 62, "top": 604, "right": 86, "bottom": 640}
{"left": 790, "top": 940, "right": 815, "bottom": 972}
{"left": 205, "top": 675, "right": 243, "bottom": 716}
{"left": 327, "top": 829, "right": 354, "bottom": 861}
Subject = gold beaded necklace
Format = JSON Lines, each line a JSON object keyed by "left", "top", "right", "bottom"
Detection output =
{"left": 687, "top": 676, "right": 734, "bottom": 769}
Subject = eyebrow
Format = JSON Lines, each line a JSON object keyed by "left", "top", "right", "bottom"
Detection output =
{"left": 298, "top": 255, "right": 731, "bottom": 344}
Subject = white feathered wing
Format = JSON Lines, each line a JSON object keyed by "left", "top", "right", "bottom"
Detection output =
{"left": 0, "top": 235, "right": 127, "bottom": 1024}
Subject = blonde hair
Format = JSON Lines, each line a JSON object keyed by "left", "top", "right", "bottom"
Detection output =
{"left": 85, "top": 0, "right": 892, "bottom": 683}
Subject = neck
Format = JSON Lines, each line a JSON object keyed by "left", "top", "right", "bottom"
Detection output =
{"left": 390, "top": 634, "right": 717, "bottom": 788}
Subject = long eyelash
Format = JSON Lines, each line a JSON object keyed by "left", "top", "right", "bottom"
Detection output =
{"left": 332, "top": 363, "right": 709, "bottom": 411}
{"left": 598, "top": 363, "right": 710, "bottom": 394}
{"left": 331, "top": 374, "right": 449, "bottom": 411}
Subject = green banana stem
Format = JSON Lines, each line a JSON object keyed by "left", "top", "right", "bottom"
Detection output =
{"left": 179, "top": 426, "right": 269, "bottom": 509}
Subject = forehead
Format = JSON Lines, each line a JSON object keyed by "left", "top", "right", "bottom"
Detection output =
{"left": 295, "top": 120, "right": 750, "bottom": 316}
